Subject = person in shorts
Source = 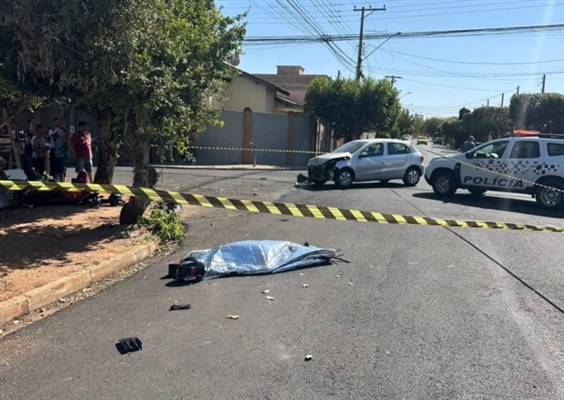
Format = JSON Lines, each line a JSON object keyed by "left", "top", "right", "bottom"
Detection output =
{"left": 70, "top": 121, "right": 93, "bottom": 183}
{"left": 52, "top": 119, "right": 70, "bottom": 181}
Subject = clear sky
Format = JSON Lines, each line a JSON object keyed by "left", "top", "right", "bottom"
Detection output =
{"left": 219, "top": 0, "right": 564, "bottom": 118}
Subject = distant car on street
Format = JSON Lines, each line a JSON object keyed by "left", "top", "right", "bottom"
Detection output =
{"left": 417, "top": 137, "right": 428, "bottom": 145}
{"left": 307, "top": 139, "right": 425, "bottom": 189}
{"left": 401, "top": 134, "right": 412, "bottom": 142}
{"left": 433, "top": 137, "right": 444, "bottom": 145}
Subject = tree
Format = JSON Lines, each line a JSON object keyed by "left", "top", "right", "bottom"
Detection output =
{"left": 393, "top": 109, "right": 415, "bottom": 138}
{"left": 423, "top": 117, "right": 445, "bottom": 137}
{"left": 509, "top": 93, "right": 564, "bottom": 133}
{"left": 458, "top": 107, "right": 471, "bottom": 120}
{"left": 464, "top": 107, "right": 513, "bottom": 142}
{"left": 118, "top": 0, "right": 246, "bottom": 223}
{"left": 305, "top": 76, "right": 400, "bottom": 142}
{"left": 3, "top": 0, "right": 246, "bottom": 222}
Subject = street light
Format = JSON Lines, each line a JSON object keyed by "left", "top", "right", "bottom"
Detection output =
{"left": 400, "top": 92, "right": 411, "bottom": 100}
{"left": 362, "top": 32, "right": 401, "bottom": 61}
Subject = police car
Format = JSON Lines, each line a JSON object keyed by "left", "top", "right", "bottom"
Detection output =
{"left": 424, "top": 132, "right": 564, "bottom": 210}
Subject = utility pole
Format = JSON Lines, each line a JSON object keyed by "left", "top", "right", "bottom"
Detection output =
{"left": 354, "top": 6, "right": 386, "bottom": 80}
{"left": 501, "top": 92, "right": 504, "bottom": 107}
{"left": 516, "top": 85, "right": 520, "bottom": 94}
{"left": 541, "top": 74, "right": 546, "bottom": 93}
{"left": 486, "top": 99, "right": 489, "bottom": 107}
{"left": 337, "top": 70, "right": 341, "bottom": 79}
{"left": 385, "top": 75, "right": 402, "bottom": 87}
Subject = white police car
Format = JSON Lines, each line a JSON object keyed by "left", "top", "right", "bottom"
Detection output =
{"left": 425, "top": 133, "right": 564, "bottom": 210}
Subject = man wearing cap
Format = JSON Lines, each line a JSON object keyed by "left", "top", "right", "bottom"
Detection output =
{"left": 70, "top": 121, "right": 94, "bottom": 183}
{"left": 461, "top": 135, "right": 476, "bottom": 153}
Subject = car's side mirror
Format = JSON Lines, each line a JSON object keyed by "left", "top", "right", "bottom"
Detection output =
{"left": 465, "top": 152, "right": 472, "bottom": 159}
{"left": 359, "top": 152, "right": 368, "bottom": 158}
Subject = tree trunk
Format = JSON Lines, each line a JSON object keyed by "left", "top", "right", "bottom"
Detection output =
{"left": 119, "top": 140, "right": 157, "bottom": 224}
{"left": 93, "top": 115, "right": 118, "bottom": 184}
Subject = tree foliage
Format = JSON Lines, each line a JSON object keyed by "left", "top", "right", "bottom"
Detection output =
{"left": 305, "top": 76, "right": 400, "bottom": 142}
{"left": 1, "top": 0, "right": 246, "bottom": 222}
{"left": 423, "top": 117, "right": 445, "bottom": 137}
{"left": 509, "top": 93, "right": 564, "bottom": 133}
{"left": 463, "top": 106, "right": 513, "bottom": 142}
{"left": 393, "top": 109, "right": 415, "bottom": 138}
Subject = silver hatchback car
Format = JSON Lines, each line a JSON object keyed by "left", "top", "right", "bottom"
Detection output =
{"left": 307, "top": 139, "right": 425, "bottom": 189}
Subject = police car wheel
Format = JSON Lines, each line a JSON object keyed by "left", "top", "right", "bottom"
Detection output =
{"left": 432, "top": 171, "right": 457, "bottom": 197}
{"left": 535, "top": 179, "right": 564, "bottom": 210}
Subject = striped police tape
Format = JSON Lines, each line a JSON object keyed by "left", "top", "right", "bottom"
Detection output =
{"left": 188, "top": 145, "right": 318, "bottom": 154}
{"left": 1, "top": 180, "right": 563, "bottom": 233}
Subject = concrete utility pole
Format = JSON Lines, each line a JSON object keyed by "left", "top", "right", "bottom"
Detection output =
{"left": 487, "top": 99, "right": 490, "bottom": 107}
{"left": 541, "top": 74, "right": 546, "bottom": 93}
{"left": 354, "top": 5, "right": 386, "bottom": 80}
{"left": 516, "top": 85, "right": 520, "bottom": 94}
{"left": 501, "top": 92, "right": 505, "bottom": 107}
{"left": 385, "top": 75, "right": 402, "bottom": 87}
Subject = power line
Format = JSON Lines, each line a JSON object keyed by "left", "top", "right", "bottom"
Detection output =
{"left": 378, "top": 49, "right": 564, "bottom": 66}
{"left": 243, "top": 24, "right": 564, "bottom": 43}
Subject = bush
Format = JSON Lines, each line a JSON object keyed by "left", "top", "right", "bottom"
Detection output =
{"left": 137, "top": 207, "right": 185, "bottom": 242}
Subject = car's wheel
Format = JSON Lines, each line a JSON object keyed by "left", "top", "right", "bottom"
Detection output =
{"left": 313, "top": 180, "right": 327, "bottom": 187}
{"left": 432, "top": 170, "right": 457, "bottom": 197}
{"left": 334, "top": 168, "right": 354, "bottom": 189}
{"left": 468, "top": 188, "right": 487, "bottom": 197}
{"left": 403, "top": 167, "right": 421, "bottom": 186}
{"left": 535, "top": 179, "right": 564, "bottom": 210}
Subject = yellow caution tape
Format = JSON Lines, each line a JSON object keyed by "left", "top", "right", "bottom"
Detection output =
{"left": 1, "top": 180, "right": 562, "bottom": 233}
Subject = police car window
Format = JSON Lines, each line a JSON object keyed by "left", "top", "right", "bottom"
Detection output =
{"left": 509, "top": 141, "right": 540, "bottom": 159}
{"left": 473, "top": 141, "right": 509, "bottom": 159}
{"left": 387, "top": 143, "right": 410, "bottom": 155}
{"left": 360, "top": 143, "right": 383, "bottom": 157}
{"left": 547, "top": 143, "right": 564, "bottom": 157}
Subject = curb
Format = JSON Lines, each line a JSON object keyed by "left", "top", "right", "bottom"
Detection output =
{"left": 0, "top": 241, "right": 158, "bottom": 326}
{"left": 150, "top": 164, "right": 306, "bottom": 171}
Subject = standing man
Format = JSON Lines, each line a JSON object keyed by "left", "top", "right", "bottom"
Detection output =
{"left": 52, "top": 119, "right": 70, "bottom": 182}
{"left": 70, "top": 121, "right": 93, "bottom": 183}
{"left": 461, "top": 135, "right": 476, "bottom": 153}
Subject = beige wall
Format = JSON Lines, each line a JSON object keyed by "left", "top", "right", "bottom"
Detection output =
{"left": 221, "top": 74, "right": 277, "bottom": 113}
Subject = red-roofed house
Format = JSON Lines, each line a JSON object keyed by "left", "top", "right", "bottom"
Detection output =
{"left": 254, "top": 65, "right": 329, "bottom": 107}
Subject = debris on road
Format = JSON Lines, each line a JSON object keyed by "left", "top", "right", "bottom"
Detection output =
{"left": 265, "top": 296, "right": 274, "bottom": 301}
{"left": 262, "top": 289, "right": 270, "bottom": 294}
{"left": 170, "top": 240, "right": 340, "bottom": 283}
{"left": 169, "top": 304, "right": 191, "bottom": 311}
{"left": 302, "top": 284, "right": 309, "bottom": 288}
{"left": 116, "top": 337, "right": 142, "bottom": 355}
{"left": 226, "top": 315, "right": 239, "bottom": 320}
{"left": 304, "top": 354, "right": 313, "bottom": 361}
{"left": 348, "top": 282, "right": 354, "bottom": 286}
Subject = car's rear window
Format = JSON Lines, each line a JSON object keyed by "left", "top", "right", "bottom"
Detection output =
{"left": 547, "top": 143, "right": 564, "bottom": 157}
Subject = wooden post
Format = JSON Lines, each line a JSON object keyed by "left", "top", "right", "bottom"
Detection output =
{"left": 242, "top": 107, "right": 252, "bottom": 164}
{"left": 286, "top": 112, "right": 295, "bottom": 166}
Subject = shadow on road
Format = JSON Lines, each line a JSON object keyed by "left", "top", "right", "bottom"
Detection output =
{"left": 413, "top": 192, "right": 564, "bottom": 219}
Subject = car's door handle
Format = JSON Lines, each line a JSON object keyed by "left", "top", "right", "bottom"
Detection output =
{"left": 381, "top": 160, "right": 386, "bottom": 164}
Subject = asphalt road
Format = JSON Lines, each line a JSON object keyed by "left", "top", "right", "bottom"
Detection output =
{"left": 1, "top": 145, "right": 564, "bottom": 399}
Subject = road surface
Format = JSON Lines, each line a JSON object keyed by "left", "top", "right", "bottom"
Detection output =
{"left": 1, "top": 145, "right": 563, "bottom": 399}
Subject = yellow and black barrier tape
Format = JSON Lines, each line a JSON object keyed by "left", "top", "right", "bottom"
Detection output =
{"left": 1, "top": 180, "right": 563, "bottom": 233}
{"left": 186, "top": 145, "right": 318, "bottom": 154}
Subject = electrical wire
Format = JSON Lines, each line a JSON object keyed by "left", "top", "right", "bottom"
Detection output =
{"left": 380, "top": 49, "right": 564, "bottom": 66}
